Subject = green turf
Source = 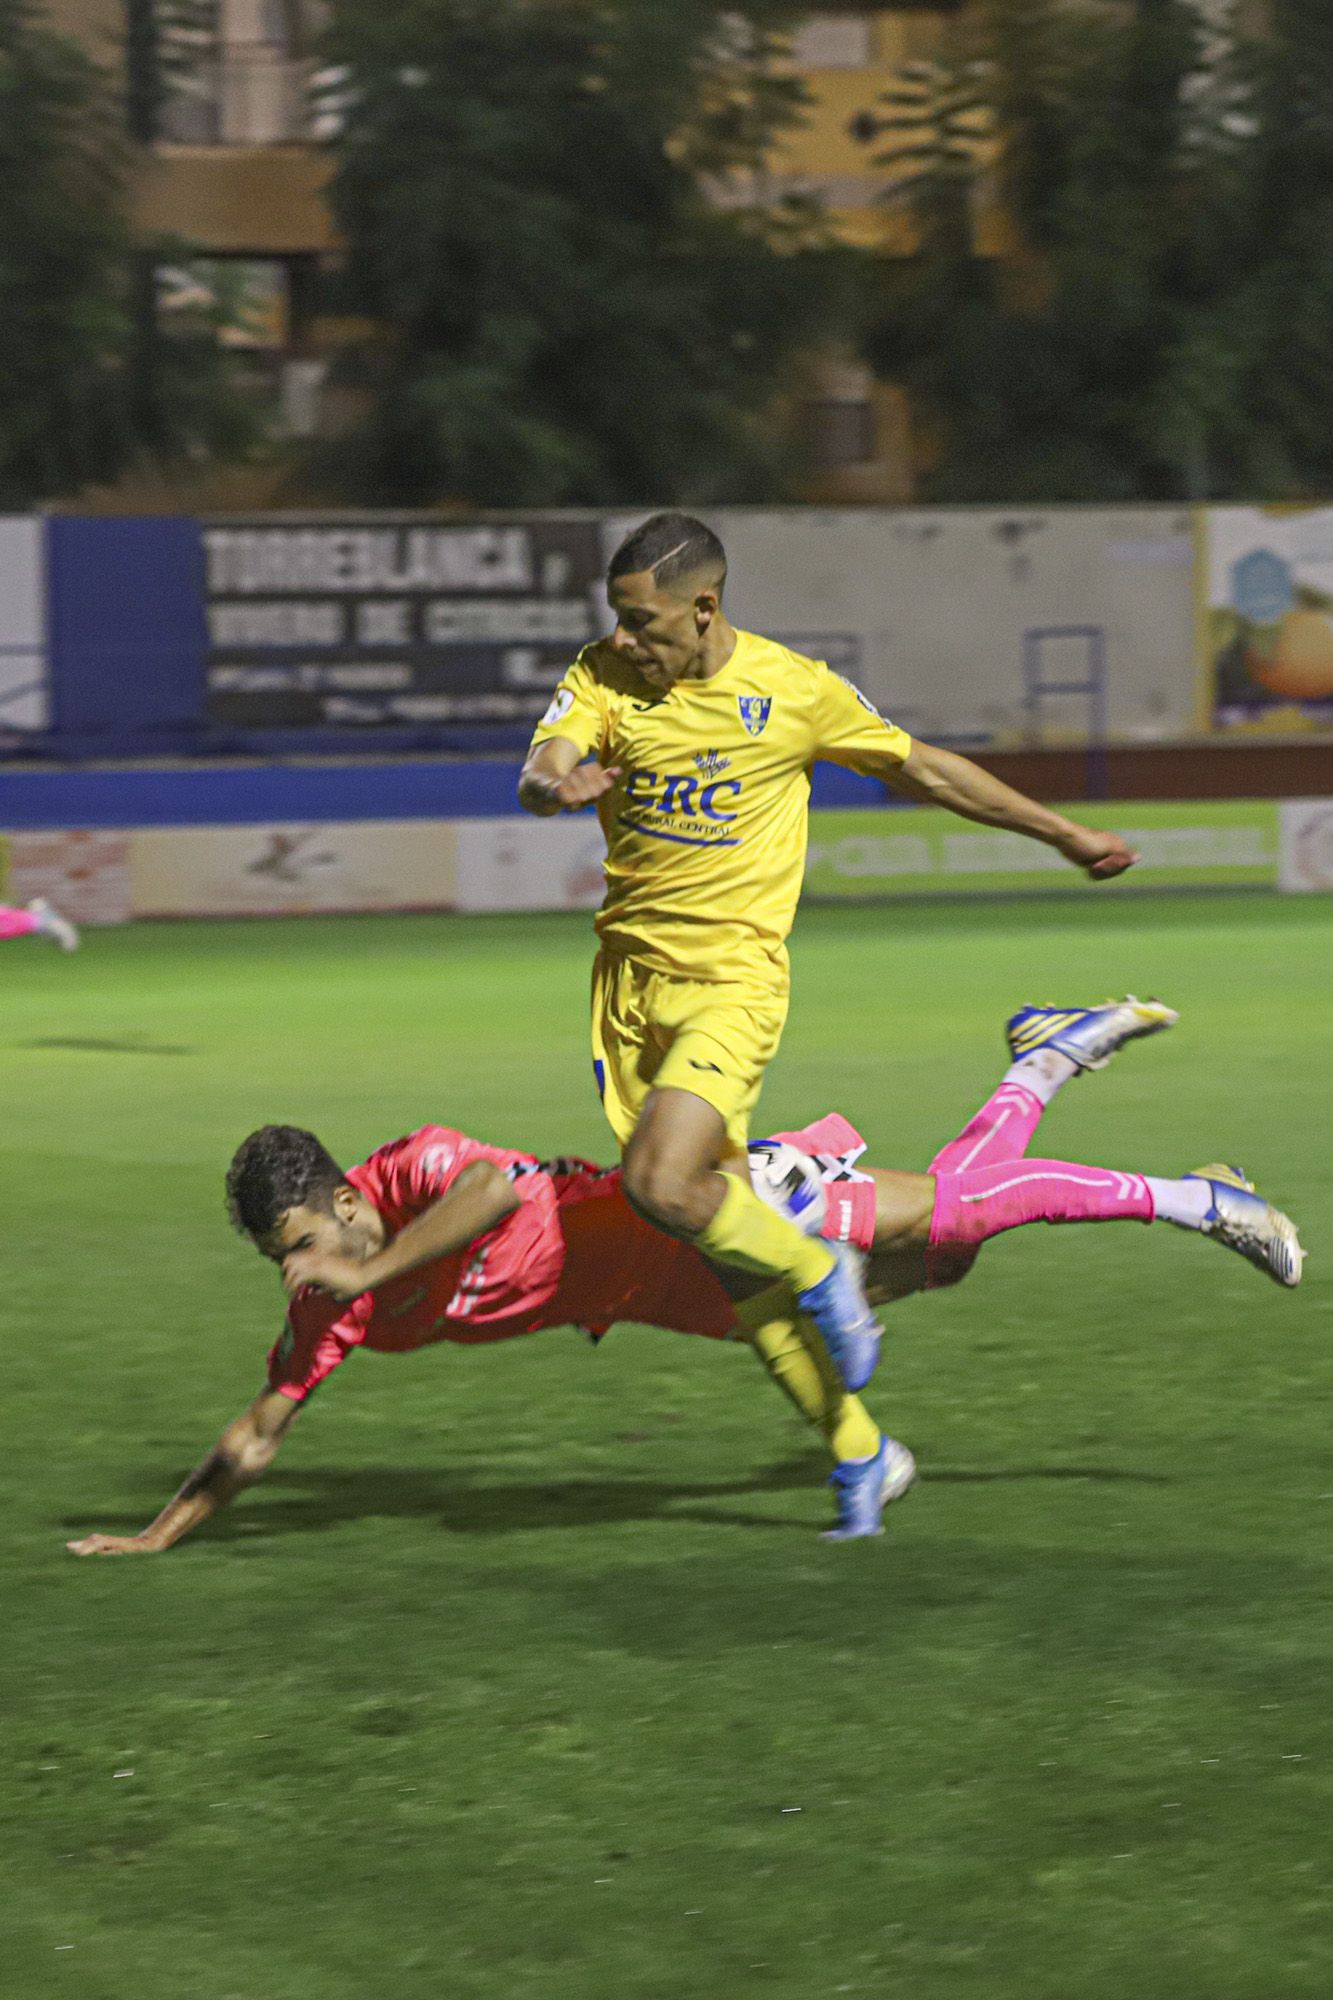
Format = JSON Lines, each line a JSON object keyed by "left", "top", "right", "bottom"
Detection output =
{"left": 6, "top": 894, "right": 1332, "bottom": 2000}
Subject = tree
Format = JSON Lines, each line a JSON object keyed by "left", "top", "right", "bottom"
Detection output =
{"left": 0, "top": 0, "right": 135, "bottom": 505}
{"left": 862, "top": 0, "right": 1333, "bottom": 503}
{"left": 0, "top": 1, "right": 276, "bottom": 506}
{"left": 316, "top": 0, "right": 857, "bottom": 506}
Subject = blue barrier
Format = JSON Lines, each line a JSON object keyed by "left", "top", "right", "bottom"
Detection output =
{"left": 0, "top": 756, "right": 896, "bottom": 830}
{"left": 47, "top": 518, "right": 207, "bottom": 743}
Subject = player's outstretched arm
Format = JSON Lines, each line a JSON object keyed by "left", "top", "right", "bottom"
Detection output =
{"left": 889, "top": 741, "right": 1139, "bottom": 879}
{"left": 281, "top": 1160, "right": 523, "bottom": 1302}
{"left": 66, "top": 1388, "right": 299, "bottom": 1557}
{"left": 517, "top": 738, "right": 620, "bottom": 817}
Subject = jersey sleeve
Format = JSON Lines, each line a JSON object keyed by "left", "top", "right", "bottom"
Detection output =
{"left": 366, "top": 1127, "right": 569, "bottom": 1328}
{"left": 266, "top": 1292, "right": 368, "bottom": 1404}
{"left": 526, "top": 652, "right": 609, "bottom": 762}
{"left": 810, "top": 666, "right": 912, "bottom": 777}
{"left": 377, "top": 1126, "right": 544, "bottom": 1210}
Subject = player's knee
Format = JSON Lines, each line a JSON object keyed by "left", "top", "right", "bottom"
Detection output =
{"left": 622, "top": 1152, "right": 704, "bottom": 1236}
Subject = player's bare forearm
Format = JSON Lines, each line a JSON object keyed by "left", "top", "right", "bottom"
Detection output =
{"left": 890, "top": 742, "right": 1139, "bottom": 878}
{"left": 518, "top": 738, "right": 620, "bottom": 816}
{"left": 281, "top": 1161, "right": 522, "bottom": 1301}
{"left": 359, "top": 1162, "right": 521, "bottom": 1286}
{"left": 517, "top": 773, "right": 564, "bottom": 816}
{"left": 890, "top": 741, "right": 1073, "bottom": 840}
{"left": 518, "top": 735, "right": 578, "bottom": 813}
{"left": 66, "top": 1389, "right": 296, "bottom": 1556}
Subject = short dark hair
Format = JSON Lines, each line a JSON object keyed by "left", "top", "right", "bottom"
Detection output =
{"left": 607, "top": 512, "right": 727, "bottom": 595}
{"left": 226, "top": 1125, "right": 347, "bottom": 1239}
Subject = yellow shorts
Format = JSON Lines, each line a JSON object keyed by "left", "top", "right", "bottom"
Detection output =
{"left": 590, "top": 950, "right": 789, "bottom": 1153}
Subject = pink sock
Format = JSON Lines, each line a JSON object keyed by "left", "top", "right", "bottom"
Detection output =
{"left": 931, "top": 1158, "right": 1153, "bottom": 1250}
{"left": 820, "top": 1179, "right": 878, "bottom": 1252}
{"left": 0, "top": 906, "right": 38, "bottom": 940}
{"left": 928, "top": 1082, "right": 1046, "bottom": 1175}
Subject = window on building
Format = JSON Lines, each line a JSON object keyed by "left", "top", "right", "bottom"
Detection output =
{"left": 158, "top": 257, "right": 291, "bottom": 349}
{"left": 156, "top": 256, "right": 326, "bottom": 434}
{"left": 789, "top": 16, "right": 872, "bottom": 68}
{"left": 149, "top": 0, "right": 317, "bottom": 143}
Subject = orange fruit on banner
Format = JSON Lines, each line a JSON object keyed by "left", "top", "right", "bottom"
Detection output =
{"left": 1249, "top": 607, "right": 1333, "bottom": 699}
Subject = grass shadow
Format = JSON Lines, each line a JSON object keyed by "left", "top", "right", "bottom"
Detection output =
{"left": 61, "top": 1453, "right": 827, "bottom": 1542}
{"left": 21, "top": 1037, "right": 195, "bottom": 1056}
{"left": 63, "top": 1454, "right": 1173, "bottom": 1548}
{"left": 926, "top": 1465, "right": 1173, "bottom": 1485}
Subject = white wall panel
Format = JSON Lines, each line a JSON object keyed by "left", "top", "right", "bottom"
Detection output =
{"left": 0, "top": 516, "right": 48, "bottom": 733}
{"left": 601, "top": 507, "right": 1197, "bottom": 746}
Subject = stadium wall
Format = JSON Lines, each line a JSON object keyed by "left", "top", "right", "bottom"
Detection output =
{"left": 4, "top": 506, "right": 1330, "bottom": 919}
{"left": 6, "top": 505, "right": 1333, "bottom": 762}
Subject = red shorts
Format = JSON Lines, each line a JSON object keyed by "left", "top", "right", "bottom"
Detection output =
{"left": 544, "top": 1169, "right": 736, "bottom": 1342}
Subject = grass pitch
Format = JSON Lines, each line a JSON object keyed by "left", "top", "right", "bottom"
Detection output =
{"left": 6, "top": 893, "right": 1332, "bottom": 2000}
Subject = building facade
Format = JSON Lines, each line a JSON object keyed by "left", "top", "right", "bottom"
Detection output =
{"left": 40, "top": 2, "right": 978, "bottom": 501}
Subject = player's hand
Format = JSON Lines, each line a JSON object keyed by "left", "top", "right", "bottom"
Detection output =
{"left": 546, "top": 764, "right": 621, "bottom": 811}
{"left": 1058, "top": 827, "right": 1139, "bottom": 879}
{"left": 66, "top": 1532, "right": 161, "bottom": 1557}
{"left": 281, "top": 1248, "right": 370, "bottom": 1301}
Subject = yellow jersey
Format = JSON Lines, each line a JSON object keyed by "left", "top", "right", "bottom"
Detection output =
{"left": 527, "top": 629, "right": 912, "bottom": 984}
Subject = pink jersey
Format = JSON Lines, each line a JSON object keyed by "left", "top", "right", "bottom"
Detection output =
{"left": 268, "top": 1126, "right": 582, "bottom": 1400}
{"left": 267, "top": 1116, "right": 871, "bottom": 1401}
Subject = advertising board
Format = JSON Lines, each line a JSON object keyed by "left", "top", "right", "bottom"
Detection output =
{"left": 130, "top": 821, "right": 457, "bottom": 917}
{"left": 1201, "top": 506, "right": 1333, "bottom": 732}
{"left": 1278, "top": 798, "right": 1333, "bottom": 891}
{"left": 452, "top": 816, "right": 607, "bottom": 913}
{"left": 204, "top": 516, "right": 605, "bottom": 729}
{"left": 804, "top": 801, "right": 1282, "bottom": 899}
{"left": 7, "top": 799, "right": 1324, "bottom": 925}
{"left": 0, "top": 830, "right": 131, "bottom": 923}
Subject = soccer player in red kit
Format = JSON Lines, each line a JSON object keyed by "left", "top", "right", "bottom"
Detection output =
{"left": 67, "top": 999, "right": 1301, "bottom": 1555}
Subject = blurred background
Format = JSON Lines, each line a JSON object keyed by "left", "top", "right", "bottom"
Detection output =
{"left": 3, "top": 0, "right": 1333, "bottom": 917}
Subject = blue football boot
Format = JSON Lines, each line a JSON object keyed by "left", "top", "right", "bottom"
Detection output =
{"left": 822, "top": 1435, "right": 917, "bottom": 1541}
{"left": 1183, "top": 1164, "right": 1305, "bottom": 1288}
{"left": 798, "top": 1243, "right": 882, "bottom": 1391}
{"left": 1006, "top": 995, "right": 1178, "bottom": 1071}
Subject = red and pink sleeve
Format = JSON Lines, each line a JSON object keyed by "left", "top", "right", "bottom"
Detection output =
{"left": 374, "top": 1126, "right": 543, "bottom": 1210}
{"left": 267, "top": 1293, "right": 367, "bottom": 1403}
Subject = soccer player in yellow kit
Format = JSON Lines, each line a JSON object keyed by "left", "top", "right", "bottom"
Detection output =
{"left": 519, "top": 513, "right": 1138, "bottom": 1395}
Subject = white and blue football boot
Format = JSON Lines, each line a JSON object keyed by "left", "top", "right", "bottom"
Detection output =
{"left": 1183, "top": 1164, "right": 1305, "bottom": 1288}
{"left": 1006, "top": 995, "right": 1178, "bottom": 1071}
{"left": 797, "top": 1242, "right": 882, "bottom": 1392}
{"left": 822, "top": 1434, "right": 917, "bottom": 1541}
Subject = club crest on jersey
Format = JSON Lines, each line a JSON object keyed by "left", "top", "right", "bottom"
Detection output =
{"left": 693, "top": 749, "right": 731, "bottom": 779}
{"left": 738, "top": 696, "right": 772, "bottom": 737}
